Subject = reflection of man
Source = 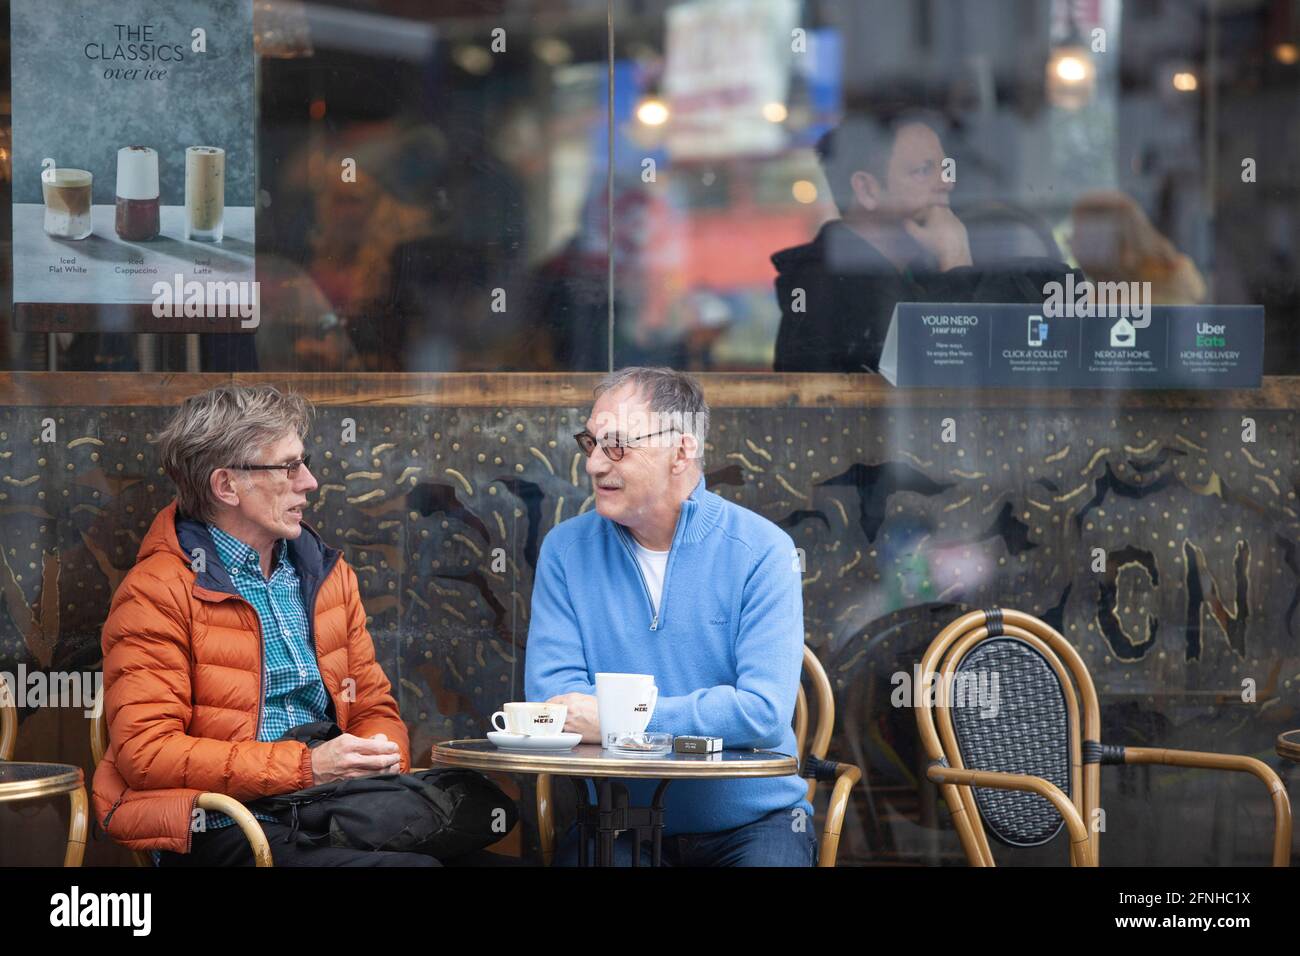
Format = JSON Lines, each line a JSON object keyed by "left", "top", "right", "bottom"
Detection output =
{"left": 525, "top": 367, "right": 815, "bottom": 866}
{"left": 772, "top": 110, "right": 1080, "bottom": 372}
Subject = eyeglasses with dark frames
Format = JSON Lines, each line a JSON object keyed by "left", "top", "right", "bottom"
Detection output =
{"left": 224, "top": 454, "right": 312, "bottom": 479}
{"left": 573, "top": 428, "right": 678, "bottom": 462}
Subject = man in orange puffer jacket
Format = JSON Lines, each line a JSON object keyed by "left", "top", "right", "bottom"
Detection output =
{"left": 93, "top": 384, "right": 431, "bottom": 866}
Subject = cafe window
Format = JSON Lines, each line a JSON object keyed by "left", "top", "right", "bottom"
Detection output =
{"left": 1, "top": 0, "right": 1297, "bottom": 869}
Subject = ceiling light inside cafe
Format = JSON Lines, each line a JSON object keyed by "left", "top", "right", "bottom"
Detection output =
{"left": 792, "top": 180, "right": 818, "bottom": 204}
{"left": 637, "top": 97, "right": 669, "bottom": 126}
{"left": 763, "top": 101, "right": 789, "bottom": 123}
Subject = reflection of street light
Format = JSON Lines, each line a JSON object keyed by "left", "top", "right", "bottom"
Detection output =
{"left": 1047, "top": 48, "right": 1095, "bottom": 108}
{"left": 792, "top": 180, "right": 818, "bottom": 204}
{"left": 636, "top": 97, "right": 669, "bottom": 126}
{"left": 1276, "top": 43, "right": 1299, "bottom": 65}
{"left": 1055, "top": 55, "right": 1088, "bottom": 82}
{"left": 762, "top": 101, "right": 788, "bottom": 123}
{"left": 1046, "top": 11, "right": 1095, "bottom": 110}
{"left": 453, "top": 44, "right": 493, "bottom": 75}
{"left": 533, "top": 37, "right": 572, "bottom": 66}
{"left": 1172, "top": 71, "right": 1198, "bottom": 92}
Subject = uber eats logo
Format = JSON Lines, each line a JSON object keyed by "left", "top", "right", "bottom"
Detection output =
{"left": 1196, "top": 322, "right": 1226, "bottom": 347}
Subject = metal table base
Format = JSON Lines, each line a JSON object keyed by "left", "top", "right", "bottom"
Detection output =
{"left": 571, "top": 777, "right": 673, "bottom": 867}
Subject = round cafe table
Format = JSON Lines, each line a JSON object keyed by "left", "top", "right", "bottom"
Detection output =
{"left": 0, "top": 762, "right": 89, "bottom": 866}
{"left": 430, "top": 739, "right": 798, "bottom": 866}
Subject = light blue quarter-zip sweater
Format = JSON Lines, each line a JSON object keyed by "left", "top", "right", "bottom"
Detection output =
{"left": 524, "top": 475, "right": 812, "bottom": 836}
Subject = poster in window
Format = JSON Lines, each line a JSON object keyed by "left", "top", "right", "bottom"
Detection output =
{"left": 9, "top": 0, "right": 256, "bottom": 332}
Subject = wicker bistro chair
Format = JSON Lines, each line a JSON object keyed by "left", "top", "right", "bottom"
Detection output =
{"left": 90, "top": 687, "right": 274, "bottom": 867}
{"left": 794, "top": 645, "right": 863, "bottom": 866}
{"left": 535, "top": 645, "right": 862, "bottom": 867}
{"left": 916, "top": 608, "right": 1292, "bottom": 867}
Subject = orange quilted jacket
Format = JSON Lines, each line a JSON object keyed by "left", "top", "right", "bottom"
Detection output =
{"left": 92, "top": 500, "right": 410, "bottom": 853}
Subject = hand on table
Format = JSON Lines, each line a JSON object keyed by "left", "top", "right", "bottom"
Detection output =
{"left": 547, "top": 692, "right": 600, "bottom": 743}
{"left": 310, "top": 732, "right": 401, "bottom": 785}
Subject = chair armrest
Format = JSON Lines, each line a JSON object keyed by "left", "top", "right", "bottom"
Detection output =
{"left": 1122, "top": 746, "right": 1291, "bottom": 867}
{"left": 196, "top": 793, "right": 274, "bottom": 867}
{"left": 817, "top": 762, "right": 861, "bottom": 868}
{"left": 927, "top": 764, "right": 1095, "bottom": 866}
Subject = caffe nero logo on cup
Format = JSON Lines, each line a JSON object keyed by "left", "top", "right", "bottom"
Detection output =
{"left": 634, "top": 704, "right": 649, "bottom": 712}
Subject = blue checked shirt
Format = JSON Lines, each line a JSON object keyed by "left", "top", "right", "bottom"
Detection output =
{"left": 200, "top": 524, "right": 331, "bottom": 833}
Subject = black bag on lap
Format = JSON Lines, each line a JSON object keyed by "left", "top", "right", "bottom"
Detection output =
{"left": 247, "top": 722, "right": 518, "bottom": 860}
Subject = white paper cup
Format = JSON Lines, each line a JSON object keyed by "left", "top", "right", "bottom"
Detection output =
{"left": 595, "top": 673, "right": 658, "bottom": 749}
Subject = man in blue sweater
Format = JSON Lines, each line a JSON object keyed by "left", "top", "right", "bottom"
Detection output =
{"left": 524, "top": 366, "right": 815, "bottom": 866}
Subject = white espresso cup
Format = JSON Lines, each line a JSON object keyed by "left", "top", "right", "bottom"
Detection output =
{"left": 491, "top": 701, "right": 567, "bottom": 737}
{"left": 595, "top": 672, "right": 659, "bottom": 749}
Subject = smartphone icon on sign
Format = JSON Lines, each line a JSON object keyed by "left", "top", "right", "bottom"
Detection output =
{"left": 1027, "top": 315, "right": 1047, "bottom": 346}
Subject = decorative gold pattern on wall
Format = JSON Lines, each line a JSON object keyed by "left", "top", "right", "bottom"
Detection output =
{"left": 1, "top": 389, "right": 1297, "bottom": 864}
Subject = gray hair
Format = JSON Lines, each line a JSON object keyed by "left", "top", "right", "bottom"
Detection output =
{"left": 156, "top": 384, "right": 313, "bottom": 521}
{"left": 593, "top": 366, "right": 709, "bottom": 464}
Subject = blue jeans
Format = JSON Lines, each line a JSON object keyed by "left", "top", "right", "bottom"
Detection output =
{"left": 553, "top": 804, "right": 817, "bottom": 867}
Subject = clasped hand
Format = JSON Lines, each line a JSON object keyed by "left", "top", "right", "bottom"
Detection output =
{"left": 309, "top": 732, "right": 401, "bottom": 785}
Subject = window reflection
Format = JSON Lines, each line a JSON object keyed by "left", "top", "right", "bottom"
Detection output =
{"left": 611, "top": 0, "right": 1298, "bottom": 373}
{"left": 8, "top": 0, "right": 1292, "bottom": 375}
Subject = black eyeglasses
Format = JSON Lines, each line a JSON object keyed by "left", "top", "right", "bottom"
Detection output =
{"left": 573, "top": 428, "right": 677, "bottom": 462}
{"left": 225, "top": 454, "right": 312, "bottom": 479}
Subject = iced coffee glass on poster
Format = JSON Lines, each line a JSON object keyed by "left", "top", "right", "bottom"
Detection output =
{"left": 115, "top": 145, "right": 160, "bottom": 241}
{"left": 41, "top": 167, "right": 93, "bottom": 240}
{"left": 185, "top": 146, "right": 224, "bottom": 242}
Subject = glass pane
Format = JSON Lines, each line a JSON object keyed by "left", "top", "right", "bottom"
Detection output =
{"left": 611, "top": 0, "right": 1300, "bottom": 867}
{"left": 1, "top": 0, "right": 614, "bottom": 373}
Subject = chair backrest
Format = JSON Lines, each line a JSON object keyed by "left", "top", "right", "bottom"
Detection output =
{"left": 916, "top": 608, "right": 1102, "bottom": 865}
{"left": 796, "top": 645, "right": 835, "bottom": 803}
{"left": 949, "top": 636, "right": 1071, "bottom": 846}
{"left": 90, "top": 687, "right": 108, "bottom": 767}
{"left": 89, "top": 685, "right": 154, "bottom": 867}
{"left": 0, "top": 676, "right": 16, "bottom": 760}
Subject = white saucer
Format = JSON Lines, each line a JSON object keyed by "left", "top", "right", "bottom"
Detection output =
{"left": 487, "top": 730, "right": 582, "bottom": 752}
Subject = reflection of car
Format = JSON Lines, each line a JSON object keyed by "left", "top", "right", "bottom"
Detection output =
{"left": 635, "top": 151, "right": 832, "bottom": 368}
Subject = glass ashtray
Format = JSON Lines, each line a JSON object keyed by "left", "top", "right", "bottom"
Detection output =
{"left": 608, "top": 732, "right": 673, "bottom": 756}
